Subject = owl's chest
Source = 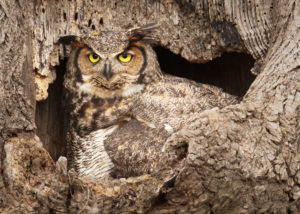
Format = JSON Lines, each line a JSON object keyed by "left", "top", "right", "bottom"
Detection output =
{"left": 69, "top": 94, "right": 133, "bottom": 137}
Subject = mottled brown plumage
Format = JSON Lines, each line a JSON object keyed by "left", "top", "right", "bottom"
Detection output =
{"left": 61, "top": 25, "right": 238, "bottom": 179}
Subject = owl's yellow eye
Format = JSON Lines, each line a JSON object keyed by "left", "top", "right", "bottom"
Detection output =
{"left": 88, "top": 53, "right": 100, "bottom": 63}
{"left": 118, "top": 53, "right": 133, "bottom": 63}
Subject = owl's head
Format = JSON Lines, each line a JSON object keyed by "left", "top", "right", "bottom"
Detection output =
{"left": 60, "top": 24, "right": 162, "bottom": 99}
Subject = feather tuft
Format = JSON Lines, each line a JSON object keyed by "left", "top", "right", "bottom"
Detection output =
{"left": 58, "top": 35, "right": 87, "bottom": 48}
{"left": 127, "top": 23, "right": 158, "bottom": 44}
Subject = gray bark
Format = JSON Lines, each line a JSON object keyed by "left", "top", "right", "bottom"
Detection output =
{"left": 0, "top": 0, "right": 299, "bottom": 213}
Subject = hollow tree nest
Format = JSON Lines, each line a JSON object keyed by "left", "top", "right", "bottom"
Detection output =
{"left": 33, "top": 41, "right": 256, "bottom": 212}
{"left": 30, "top": 3, "right": 257, "bottom": 203}
{"left": 5, "top": 1, "right": 299, "bottom": 213}
{"left": 35, "top": 45, "right": 255, "bottom": 161}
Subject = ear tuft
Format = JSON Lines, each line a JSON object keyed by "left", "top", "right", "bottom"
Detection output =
{"left": 127, "top": 23, "right": 158, "bottom": 44}
{"left": 58, "top": 36, "right": 86, "bottom": 48}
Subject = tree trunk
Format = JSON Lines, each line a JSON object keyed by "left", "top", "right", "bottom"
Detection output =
{"left": 0, "top": 0, "right": 299, "bottom": 213}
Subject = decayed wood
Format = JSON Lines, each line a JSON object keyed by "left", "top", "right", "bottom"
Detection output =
{"left": 0, "top": 1, "right": 36, "bottom": 211}
{"left": 0, "top": 0, "right": 299, "bottom": 213}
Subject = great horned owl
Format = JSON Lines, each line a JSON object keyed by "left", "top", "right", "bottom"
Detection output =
{"left": 60, "top": 24, "right": 238, "bottom": 179}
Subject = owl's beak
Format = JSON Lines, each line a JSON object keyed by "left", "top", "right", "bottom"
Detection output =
{"left": 104, "top": 62, "right": 112, "bottom": 81}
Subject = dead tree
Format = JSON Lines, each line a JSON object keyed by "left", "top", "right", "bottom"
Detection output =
{"left": 0, "top": 0, "right": 299, "bottom": 213}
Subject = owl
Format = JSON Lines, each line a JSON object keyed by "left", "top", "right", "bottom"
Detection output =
{"left": 60, "top": 24, "right": 238, "bottom": 179}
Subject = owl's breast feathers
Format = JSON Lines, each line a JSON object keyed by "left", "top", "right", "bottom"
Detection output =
{"left": 71, "top": 125, "right": 118, "bottom": 179}
{"left": 67, "top": 91, "right": 134, "bottom": 138}
{"left": 64, "top": 89, "right": 135, "bottom": 178}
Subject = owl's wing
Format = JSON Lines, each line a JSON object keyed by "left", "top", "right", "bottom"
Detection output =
{"left": 131, "top": 75, "right": 239, "bottom": 132}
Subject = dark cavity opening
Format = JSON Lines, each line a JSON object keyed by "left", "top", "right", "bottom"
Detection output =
{"left": 154, "top": 46, "right": 255, "bottom": 97}
{"left": 35, "top": 48, "right": 255, "bottom": 160}
{"left": 99, "top": 18, "right": 103, "bottom": 25}
{"left": 35, "top": 60, "right": 67, "bottom": 161}
{"left": 74, "top": 12, "right": 78, "bottom": 21}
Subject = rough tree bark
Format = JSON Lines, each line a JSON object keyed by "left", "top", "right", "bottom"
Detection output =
{"left": 0, "top": 0, "right": 299, "bottom": 213}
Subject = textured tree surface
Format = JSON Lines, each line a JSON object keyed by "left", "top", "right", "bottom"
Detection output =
{"left": 0, "top": 0, "right": 299, "bottom": 213}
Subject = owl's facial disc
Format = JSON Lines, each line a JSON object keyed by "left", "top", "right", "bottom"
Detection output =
{"left": 74, "top": 43, "right": 146, "bottom": 99}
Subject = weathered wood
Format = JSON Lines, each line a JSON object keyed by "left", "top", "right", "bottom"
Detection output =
{"left": 0, "top": 0, "right": 299, "bottom": 213}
